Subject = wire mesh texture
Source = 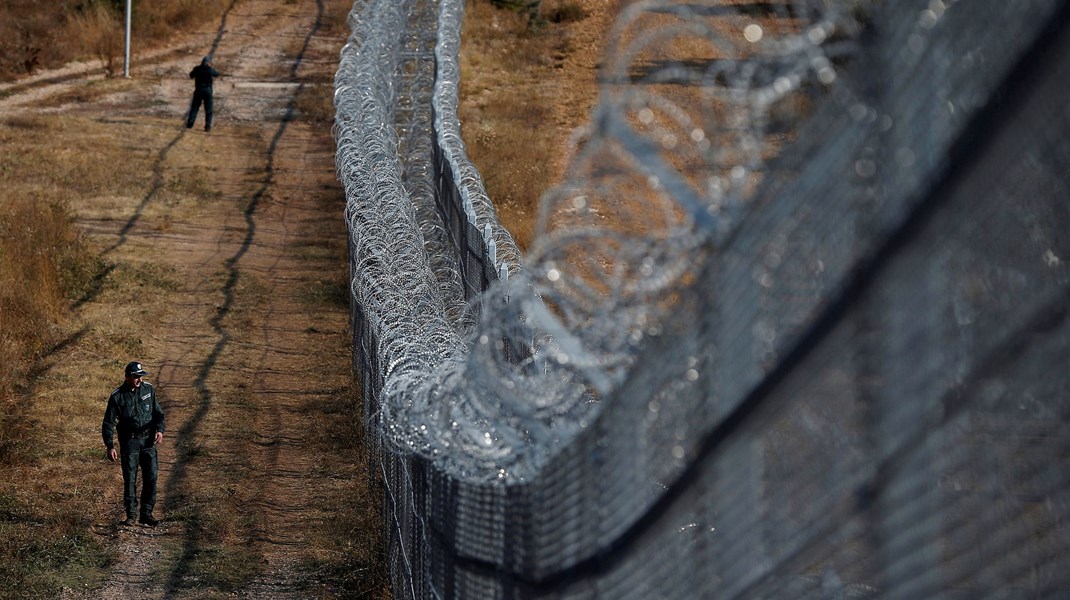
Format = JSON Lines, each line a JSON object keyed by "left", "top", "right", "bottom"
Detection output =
{"left": 334, "top": 0, "right": 1070, "bottom": 597}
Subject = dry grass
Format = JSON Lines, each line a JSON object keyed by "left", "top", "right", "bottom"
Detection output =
{"left": 0, "top": 0, "right": 604, "bottom": 596}
{"left": 459, "top": 0, "right": 612, "bottom": 250}
{"left": 0, "top": 102, "right": 238, "bottom": 600}
{"left": 0, "top": 0, "right": 234, "bottom": 81}
{"left": 295, "top": 381, "right": 388, "bottom": 598}
{"left": 62, "top": 2, "right": 123, "bottom": 78}
{"left": 0, "top": 198, "right": 89, "bottom": 375}
{"left": 132, "top": 0, "right": 234, "bottom": 40}
{"left": 0, "top": 1, "right": 68, "bottom": 79}
{"left": 35, "top": 77, "right": 141, "bottom": 108}
{"left": 0, "top": 112, "right": 166, "bottom": 597}
{"left": 293, "top": 82, "right": 336, "bottom": 123}
{"left": 0, "top": 115, "right": 120, "bottom": 405}
{"left": 320, "top": 0, "right": 359, "bottom": 37}
{"left": 459, "top": 1, "right": 563, "bottom": 249}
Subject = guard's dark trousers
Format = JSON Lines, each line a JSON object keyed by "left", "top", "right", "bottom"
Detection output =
{"left": 186, "top": 88, "right": 214, "bottom": 131}
{"left": 121, "top": 436, "right": 158, "bottom": 519}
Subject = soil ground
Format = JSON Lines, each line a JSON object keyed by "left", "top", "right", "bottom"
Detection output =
{"left": 0, "top": 0, "right": 611, "bottom": 596}
{"left": 1, "top": 0, "right": 380, "bottom": 597}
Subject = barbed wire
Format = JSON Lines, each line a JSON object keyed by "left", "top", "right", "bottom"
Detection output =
{"left": 336, "top": 0, "right": 1070, "bottom": 596}
{"left": 333, "top": 0, "right": 868, "bottom": 532}
{"left": 344, "top": 0, "right": 862, "bottom": 477}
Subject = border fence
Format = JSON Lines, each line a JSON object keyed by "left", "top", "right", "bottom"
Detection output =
{"left": 334, "top": 0, "right": 1070, "bottom": 597}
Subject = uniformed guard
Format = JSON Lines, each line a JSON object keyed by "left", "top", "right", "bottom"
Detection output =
{"left": 102, "top": 361, "right": 166, "bottom": 527}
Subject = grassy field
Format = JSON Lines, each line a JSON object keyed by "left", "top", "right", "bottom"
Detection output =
{"left": 0, "top": 0, "right": 608, "bottom": 596}
{"left": 0, "top": 0, "right": 235, "bottom": 81}
{"left": 0, "top": 112, "right": 175, "bottom": 595}
{"left": 0, "top": 113, "right": 380, "bottom": 598}
{"left": 459, "top": 0, "right": 611, "bottom": 250}
{"left": 0, "top": 1, "right": 345, "bottom": 595}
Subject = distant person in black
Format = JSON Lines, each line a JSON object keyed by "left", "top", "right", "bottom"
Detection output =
{"left": 186, "top": 56, "right": 220, "bottom": 132}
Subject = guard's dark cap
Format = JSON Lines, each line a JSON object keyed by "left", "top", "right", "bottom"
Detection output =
{"left": 125, "top": 361, "right": 149, "bottom": 377}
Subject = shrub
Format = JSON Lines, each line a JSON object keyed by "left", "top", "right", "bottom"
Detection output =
{"left": 0, "top": 0, "right": 235, "bottom": 81}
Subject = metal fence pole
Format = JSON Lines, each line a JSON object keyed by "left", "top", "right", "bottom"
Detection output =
{"left": 123, "top": 0, "right": 132, "bottom": 78}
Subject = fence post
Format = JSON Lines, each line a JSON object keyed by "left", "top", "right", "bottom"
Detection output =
{"left": 123, "top": 0, "right": 132, "bottom": 78}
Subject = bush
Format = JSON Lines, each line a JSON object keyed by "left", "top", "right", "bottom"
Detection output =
{"left": 0, "top": 0, "right": 235, "bottom": 81}
{"left": 0, "top": 198, "right": 92, "bottom": 402}
{"left": 68, "top": 2, "right": 124, "bottom": 77}
{"left": 0, "top": 1, "right": 64, "bottom": 78}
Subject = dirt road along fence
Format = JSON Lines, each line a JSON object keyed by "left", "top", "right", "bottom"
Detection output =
{"left": 335, "top": 0, "right": 1070, "bottom": 596}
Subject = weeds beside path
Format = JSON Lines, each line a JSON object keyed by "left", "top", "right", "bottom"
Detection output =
{"left": 0, "top": 0, "right": 385, "bottom": 597}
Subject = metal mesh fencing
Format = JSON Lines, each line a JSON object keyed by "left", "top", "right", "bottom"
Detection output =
{"left": 335, "top": 0, "right": 1070, "bottom": 597}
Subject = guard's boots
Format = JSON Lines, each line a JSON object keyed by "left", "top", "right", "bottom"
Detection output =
{"left": 139, "top": 514, "right": 160, "bottom": 527}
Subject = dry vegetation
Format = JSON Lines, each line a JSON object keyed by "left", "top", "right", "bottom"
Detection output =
{"left": 0, "top": 0, "right": 237, "bottom": 454}
{"left": 0, "top": 113, "right": 183, "bottom": 596}
{"left": 0, "top": 0, "right": 608, "bottom": 596}
{"left": 0, "top": 0, "right": 234, "bottom": 80}
{"left": 0, "top": 114, "right": 126, "bottom": 427}
{"left": 0, "top": 1, "right": 367, "bottom": 596}
{"left": 460, "top": 0, "right": 616, "bottom": 249}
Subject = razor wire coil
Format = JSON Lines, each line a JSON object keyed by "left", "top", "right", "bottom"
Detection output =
{"left": 335, "top": 0, "right": 1070, "bottom": 596}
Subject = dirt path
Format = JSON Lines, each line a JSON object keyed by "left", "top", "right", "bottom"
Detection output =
{"left": 2, "top": 0, "right": 378, "bottom": 597}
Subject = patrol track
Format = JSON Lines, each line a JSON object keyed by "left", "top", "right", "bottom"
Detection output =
{"left": 161, "top": 1, "right": 342, "bottom": 594}
{"left": 0, "top": 0, "right": 370, "bottom": 598}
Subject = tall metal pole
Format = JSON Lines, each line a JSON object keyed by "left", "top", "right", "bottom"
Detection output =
{"left": 123, "top": 0, "right": 132, "bottom": 78}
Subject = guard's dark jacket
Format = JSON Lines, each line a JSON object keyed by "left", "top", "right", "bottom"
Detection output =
{"left": 189, "top": 64, "right": 220, "bottom": 89}
{"left": 102, "top": 381, "right": 165, "bottom": 449}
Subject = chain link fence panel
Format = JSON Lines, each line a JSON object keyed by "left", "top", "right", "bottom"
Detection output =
{"left": 335, "top": 0, "right": 1070, "bottom": 596}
